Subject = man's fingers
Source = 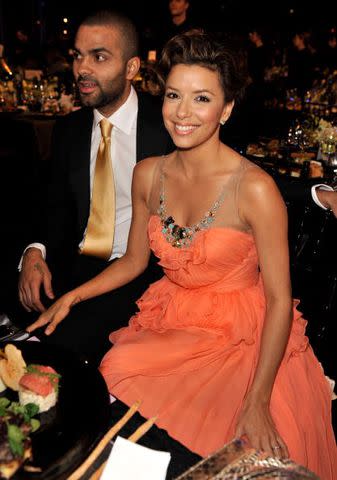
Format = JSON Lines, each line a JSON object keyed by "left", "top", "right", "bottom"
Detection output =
{"left": 20, "top": 286, "right": 34, "bottom": 311}
{"left": 19, "top": 291, "right": 32, "bottom": 312}
{"left": 21, "top": 301, "right": 32, "bottom": 312}
{"left": 32, "top": 301, "right": 46, "bottom": 313}
{"left": 43, "top": 273, "right": 55, "bottom": 300}
{"left": 30, "top": 285, "right": 46, "bottom": 313}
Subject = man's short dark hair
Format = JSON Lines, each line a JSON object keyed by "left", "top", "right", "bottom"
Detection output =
{"left": 80, "top": 10, "right": 139, "bottom": 60}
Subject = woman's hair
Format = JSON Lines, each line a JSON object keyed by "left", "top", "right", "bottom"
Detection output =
{"left": 159, "top": 30, "right": 248, "bottom": 104}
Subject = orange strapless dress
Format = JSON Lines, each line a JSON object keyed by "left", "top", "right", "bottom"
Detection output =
{"left": 100, "top": 215, "right": 337, "bottom": 479}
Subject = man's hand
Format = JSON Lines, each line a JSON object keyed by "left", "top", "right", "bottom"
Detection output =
{"left": 18, "top": 248, "right": 54, "bottom": 312}
{"left": 317, "top": 189, "right": 337, "bottom": 217}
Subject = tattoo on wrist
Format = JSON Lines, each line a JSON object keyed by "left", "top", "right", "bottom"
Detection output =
{"left": 33, "top": 263, "right": 44, "bottom": 275}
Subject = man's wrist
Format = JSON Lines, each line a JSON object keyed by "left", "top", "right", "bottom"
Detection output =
{"left": 317, "top": 190, "right": 336, "bottom": 211}
{"left": 18, "top": 243, "right": 46, "bottom": 271}
{"left": 24, "top": 247, "right": 43, "bottom": 257}
{"left": 311, "top": 184, "right": 334, "bottom": 210}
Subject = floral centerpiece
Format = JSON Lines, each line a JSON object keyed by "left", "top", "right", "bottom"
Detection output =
{"left": 312, "top": 118, "right": 337, "bottom": 163}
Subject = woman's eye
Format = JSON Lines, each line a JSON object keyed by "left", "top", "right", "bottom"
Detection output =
{"left": 165, "top": 92, "right": 179, "bottom": 99}
{"left": 196, "top": 95, "right": 210, "bottom": 103}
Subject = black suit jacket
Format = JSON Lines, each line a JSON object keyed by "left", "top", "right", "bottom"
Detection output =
{"left": 33, "top": 92, "right": 173, "bottom": 269}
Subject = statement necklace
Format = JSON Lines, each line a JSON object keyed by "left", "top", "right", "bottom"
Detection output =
{"left": 158, "top": 173, "right": 226, "bottom": 248}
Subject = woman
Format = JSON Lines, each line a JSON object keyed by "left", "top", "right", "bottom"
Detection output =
{"left": 27, "top": 31, "right": 336, "bottom": 478}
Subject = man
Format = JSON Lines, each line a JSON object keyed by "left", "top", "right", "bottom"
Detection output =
{"left": 158, "top": 0, "right": 195, "bottom": 52}
{"left": 18, "top": 10, "right": 173, "bottom": 365}
{"left": 311, "top": 184, "right": 337, "bottom": 216}
{"left": 168, "top": 0, "right": 191, "bottom": 32}
{"left": 247, "top": 29, "right": 270, "bottom": 86}
{"left": 275, "top": 178, "right": 337, "bottom": 217}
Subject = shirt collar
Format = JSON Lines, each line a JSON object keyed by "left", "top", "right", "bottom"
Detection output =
{"left": 93, "top": 86, "right": 138, "bottom": 134}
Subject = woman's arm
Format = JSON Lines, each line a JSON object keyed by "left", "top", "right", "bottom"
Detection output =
{"left": 235, "top": 167, "right": 293, "bottom": 458}
{"left": 27, "top": 158, "right": 156, "bottom": 335}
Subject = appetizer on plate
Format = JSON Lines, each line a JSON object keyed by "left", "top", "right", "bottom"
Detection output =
{"left": 0, "top": 344, "right": 61, "bottom": 478}
{"left": 0, "top": 344, "right": 60, "bottom": 414}
{"left": 19, "top": 365, "right": 60, "bottom": 413}
{"left": 0, "top": 399, "right": 40, "bottom": 479}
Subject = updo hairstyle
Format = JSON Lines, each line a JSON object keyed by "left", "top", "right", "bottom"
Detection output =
{"left": 159, "top": 30, "right": 248, "bottom": 105}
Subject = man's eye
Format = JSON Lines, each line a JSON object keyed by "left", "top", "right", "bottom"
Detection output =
{"left": 165, "top": 92, "right": 179, "bottom": 99}
{"left": 95, "top": 54, "right": 105, "bottom": 62}
{"left": 196, "top": 95, "right": 210, "bottom": 102}
{"left": 73, "top": 52, "right": 81, "bottom": 60}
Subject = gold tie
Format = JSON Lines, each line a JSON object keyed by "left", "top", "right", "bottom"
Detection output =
{"left": 81, "top": 118, "right": 115, "bottom": 260}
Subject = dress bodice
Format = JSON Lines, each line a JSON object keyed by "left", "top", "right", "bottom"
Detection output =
{"left": 148, "top": 215, "right": 259, "bottom": 292}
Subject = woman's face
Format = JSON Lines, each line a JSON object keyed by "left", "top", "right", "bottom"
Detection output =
{"left": 162, "top": 64, "right": 233, "bottom": 150}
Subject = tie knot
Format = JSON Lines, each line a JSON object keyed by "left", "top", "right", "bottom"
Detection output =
{"left": 100, "top": 118, "right": 113, "bottom": 139}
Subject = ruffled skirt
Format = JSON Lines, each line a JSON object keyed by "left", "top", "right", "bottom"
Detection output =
{"left": 100, "top": 276, "right": 337, "bottom": 479}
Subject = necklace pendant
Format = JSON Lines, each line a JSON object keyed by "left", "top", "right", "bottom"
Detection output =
{"left": 164, "top": 216, "right": 175, "bottom": 228}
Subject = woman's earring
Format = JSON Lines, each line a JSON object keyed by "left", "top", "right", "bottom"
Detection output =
{"left": 220, "top": 119, "right": 226, "bottom": 125}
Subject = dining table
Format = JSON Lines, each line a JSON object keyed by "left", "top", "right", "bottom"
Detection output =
{"left": 0, "top": 323, "right": 333, "bottom": 479}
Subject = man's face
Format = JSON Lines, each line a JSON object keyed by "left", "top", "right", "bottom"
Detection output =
{"left": 73, "top": 24, "right": 131, "bottom": 116}
{"left": 169, "top": 0, "right": 189, "bottom": 17}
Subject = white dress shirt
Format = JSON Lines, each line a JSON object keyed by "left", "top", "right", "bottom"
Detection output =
{"left": 19, "top": 87, "right": 138, "bottom": 268}
{"left": 311, "top": 184, "right": 334, "bottom": 210}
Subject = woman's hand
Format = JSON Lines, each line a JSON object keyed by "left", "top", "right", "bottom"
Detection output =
{"left": 235, "top": 396, "right": 289, "bottom": 459}
{"left": 26, "top": 292, "right": 81, "bottom": 336}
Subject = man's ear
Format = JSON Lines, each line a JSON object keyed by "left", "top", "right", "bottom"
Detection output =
{"left": 126, "top": 56, "right": 141, "bottom": 80}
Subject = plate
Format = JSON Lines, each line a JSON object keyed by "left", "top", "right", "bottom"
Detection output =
{"left": 0, "top": 341, "right": 110, "bottom": 480}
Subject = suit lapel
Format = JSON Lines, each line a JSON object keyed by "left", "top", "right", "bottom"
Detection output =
{"left": 136, "top": 100, "right": 148, "bottom": 162}
{"left": 68, "top": 108, "right": 93, "bottom": 239}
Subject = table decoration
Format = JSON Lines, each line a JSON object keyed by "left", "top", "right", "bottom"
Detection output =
{"left": 175, "top": 438, "right": 319, "bottom": 480}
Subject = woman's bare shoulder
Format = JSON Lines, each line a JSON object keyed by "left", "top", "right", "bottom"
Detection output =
{"left": 133, "top": 155, "right": 165, "bottom": 183}
{"left": 135, "top": 155, "right": 163, "bottom": 173}
{"left": 240, "top": 158, "right": 281, "bottom": 198}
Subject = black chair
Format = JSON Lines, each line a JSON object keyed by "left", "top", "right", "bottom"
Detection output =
{"left": 289, "top": 204, "right": 337, "bottom": 380}
{"left": 0, "top": 114, "right": 42, "bottom": 314}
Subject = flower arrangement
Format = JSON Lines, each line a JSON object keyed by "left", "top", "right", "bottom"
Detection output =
{"left": 312, "top": 119, "right": 337, "bottom": 144}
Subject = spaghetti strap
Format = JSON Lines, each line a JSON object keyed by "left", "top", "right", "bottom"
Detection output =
{"left": 233, "top": 158, "right": 256, "bottom": 224}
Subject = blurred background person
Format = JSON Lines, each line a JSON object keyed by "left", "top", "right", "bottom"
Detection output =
{"left": 8, "top": 26, "right": 41, "bottom": 71}
{"left": 247, "top": 28, "right": 270, "bottom": 86}
{"left": 242, "top": 27, "right": 271, "bottom": 140}
{"left": 157, "top": 0, "right": 197, "bottom": 52}
{"left": 287, "top": 30, "right": 315, "bottom": 98}
{"left": 320, "top": 32, "right": 337, "bottom": 73}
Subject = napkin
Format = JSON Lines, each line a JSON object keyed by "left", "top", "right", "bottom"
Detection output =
{"left": 101, "top": 435, "right": 171, "bottom": 480}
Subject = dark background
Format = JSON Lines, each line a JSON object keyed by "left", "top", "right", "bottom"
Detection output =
{"left": 1, "top": 0, "right": 337, "bottom": 56}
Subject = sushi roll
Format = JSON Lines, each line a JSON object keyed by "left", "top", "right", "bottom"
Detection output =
{"left": 18, "top": 365, "right": 60, "bottom": 413}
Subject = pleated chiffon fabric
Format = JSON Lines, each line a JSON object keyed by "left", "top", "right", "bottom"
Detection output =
{"left": 100, "top": 215, "right": 337, "bottom": 479}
